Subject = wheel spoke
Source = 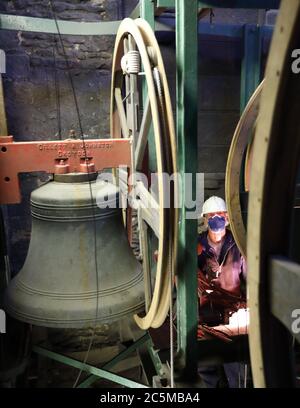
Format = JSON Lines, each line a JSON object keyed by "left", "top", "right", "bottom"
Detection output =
{"left": 114, "top": 88, "right": 129, "bottom": 138}
{"left": 135, "top": 96, "right": 151, "bottom": 170}
{"left": 138, "top": 214, "right": 152, "bottom": 313}
{"left": 128, "top": 34, "right": 136, "bottom": 51}
{"left": 135, "top": 181, "right": 160, "bottom": 239}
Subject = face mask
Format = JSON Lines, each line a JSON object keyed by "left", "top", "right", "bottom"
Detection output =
{"left": 207, "top": 215, "right": 226, "bottom": 232}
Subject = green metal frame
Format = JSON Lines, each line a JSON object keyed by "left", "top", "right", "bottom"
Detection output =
{"left": 175, "top": 0, "right": 199, "bottom": 381}
{"left": 140, "top": 0, "right": 267, "bottom": 382}
{"left": 0, "top": 14, "right": 120, "bottom": 35}
{"left": 0, "top": 0, "right": 273, "bottom": 388}
{"left": 240, "top": 24, "right": 262, "bottom": 112}
{"left": 158, "top": 0, "right": 279, "bottom": 7}
{"left": 33, "top": 332, "right": 165, "bottom": 388}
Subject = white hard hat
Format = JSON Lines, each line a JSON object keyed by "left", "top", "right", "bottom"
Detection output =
{"left": 201, "top": 196, "right": 227, "bottom": 217}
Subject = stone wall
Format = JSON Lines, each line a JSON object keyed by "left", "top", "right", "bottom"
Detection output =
{"left": 160, "top": 37, "right": 241, "bottom": 201}
{"left": 0, "top": 0, "right": 122, "bottom": 139}
{"left": 0, "top": 0, "right": 123, "bottom": 275}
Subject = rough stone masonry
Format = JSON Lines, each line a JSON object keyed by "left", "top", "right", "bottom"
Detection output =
{"left": 0, "top": 0, "right": 123, "bottom": 276}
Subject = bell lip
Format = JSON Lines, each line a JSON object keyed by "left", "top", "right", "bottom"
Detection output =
{"left": 4, "top": 280, "right": 145, "bottom": 329}
{"left": 53, "top": 172, "right": 98, "bottom": 183}
{"left": 4, "top": 303, "right": 145, "bottom": 329}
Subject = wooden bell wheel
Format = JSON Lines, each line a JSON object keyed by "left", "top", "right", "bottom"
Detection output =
{"left": 248, "top": 0, "right": 300, "bottom": 387}
{"left": 110, "top": 18, "right": 178, "bottom": 330}
{"left": 225, "top": 81, "right": 263, "bottom": 258}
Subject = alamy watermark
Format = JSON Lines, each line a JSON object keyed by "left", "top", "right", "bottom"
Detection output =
{"left": 291, "top": 309, "right": 300, "bottom": 334}
{"left": 291, "top": 49, "right": 300, "bottom": 73}
{"left": 95, "top": 168, "right": 204, "bottom": 220}
{"left": 0, "top": 309, "right": 5, "bottom": 334}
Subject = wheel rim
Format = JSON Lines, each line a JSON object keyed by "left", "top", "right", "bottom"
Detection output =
{"left": 248, "top": 0, "right": 300, "bottom": 387}
{"left": 225, "top": 81, "right": 263, "bottom": 258}
{"left": 110, "top": 18, "right": 177, "bottom": 330}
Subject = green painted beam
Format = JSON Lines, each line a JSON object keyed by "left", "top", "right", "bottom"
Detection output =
{"left": 77, "top": 334, "right": 152, "bottom": 388}
{"left": 146, "top": 341, "right": 165, "bottom": 377}
{"left": 33, "top": 346, "right": 148, "bottom": 388}
{"left": 240, "top": 25, "right": 262, "bottom": 112}
{"left": 157, "top": 0, "right": 175, "bottom": 7}
{"left": 175, "top": 0, "right": 199, "bottom": 381}
{"left": 0, "top": 13, "right": 121, "bottom": 35}
{"left": 199, "top": 0, "right": 279, "bottom": 7}
{"left": 159, "top": 0, "right": 280, "bottom": 8}
{"left": 141, "top": 0, "right": 155, "bottom": 28}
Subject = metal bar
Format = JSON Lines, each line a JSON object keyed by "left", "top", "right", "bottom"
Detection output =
{"left": 155, "top": 17, "right": 274, "bottom": 40}
{"left": 240, "top": 24, "right": 262, "bottom": 112}
{"left": 0, "top": 14, "right": 121, "bottom": 35}
{"left": 78, "top": 334, "right": 152, "bottom": 388}
{"left": 139, "top": 218, "right": 152, "bottom": 313}
{"left": 146, "top": 342, "right": 165, "bottom": 377}
{"left": 269, "top": 257, "right": 300, "bottom": 344}
{"left": 157, "top": 0, "right": 175, "bottom": 7}
{"left": 175, "top": 0, "right": 198, "bottom": 380}
{"left": 0, "top": 13, "right": 275, "bottom": 39}
{"left": 0, "top": 137, "right": 131, "bottom": 204}
{"left": 199, "top": 0, "right": 280, "bottom": 7}
{"left": 198, "top": 22, "right": 273, "bottom": 40}
{"left": 33, "top": 346, "right": 148, "bottom": 388}
{"left": 140, "top": 1, "right": 155, "bottom": 29}
{"left": 159, "top": 0, "right": 280, "bottom": 8}
{"left": 199, "top": 22, "right": 242, "bottom": 38}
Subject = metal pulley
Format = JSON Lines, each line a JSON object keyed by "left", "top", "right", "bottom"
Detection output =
{"left": 121, "top": 50, "right": 141, "bottom": 74}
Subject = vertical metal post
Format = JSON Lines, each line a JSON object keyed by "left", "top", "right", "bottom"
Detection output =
{"left": 140, "top": 0, "right": 155, "bottom": 28}
{"left": 240, "top": 24, "right": 262, "bottom": 112}
{"left": 175, "top": 0, "right": 199, "bottom": 380}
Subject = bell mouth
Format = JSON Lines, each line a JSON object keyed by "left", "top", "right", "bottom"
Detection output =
{"left": 53, "top": 172, "right": 98, "bottom": 183}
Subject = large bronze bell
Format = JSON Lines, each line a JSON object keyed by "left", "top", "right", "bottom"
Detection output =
{"left": 5, "top": 173, "right": 144, "bottom": 328}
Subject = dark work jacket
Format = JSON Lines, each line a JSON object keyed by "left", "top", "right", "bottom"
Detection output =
{"left": 197, "top": 229, "right": 247, "bottom": 299}
{"left": 197, "top": 229, "right": 246, "bottom": 324}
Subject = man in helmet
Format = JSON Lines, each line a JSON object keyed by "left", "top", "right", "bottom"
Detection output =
{"left": 197, "top": 196, "right": 247, "bottom": 388}
{"left": 198, "top": 196, "right": 246, "bottom": 309}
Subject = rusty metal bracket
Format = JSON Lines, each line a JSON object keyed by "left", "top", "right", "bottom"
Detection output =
{"left": 0, "top": 136, "right": 131, "bottom": 204}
